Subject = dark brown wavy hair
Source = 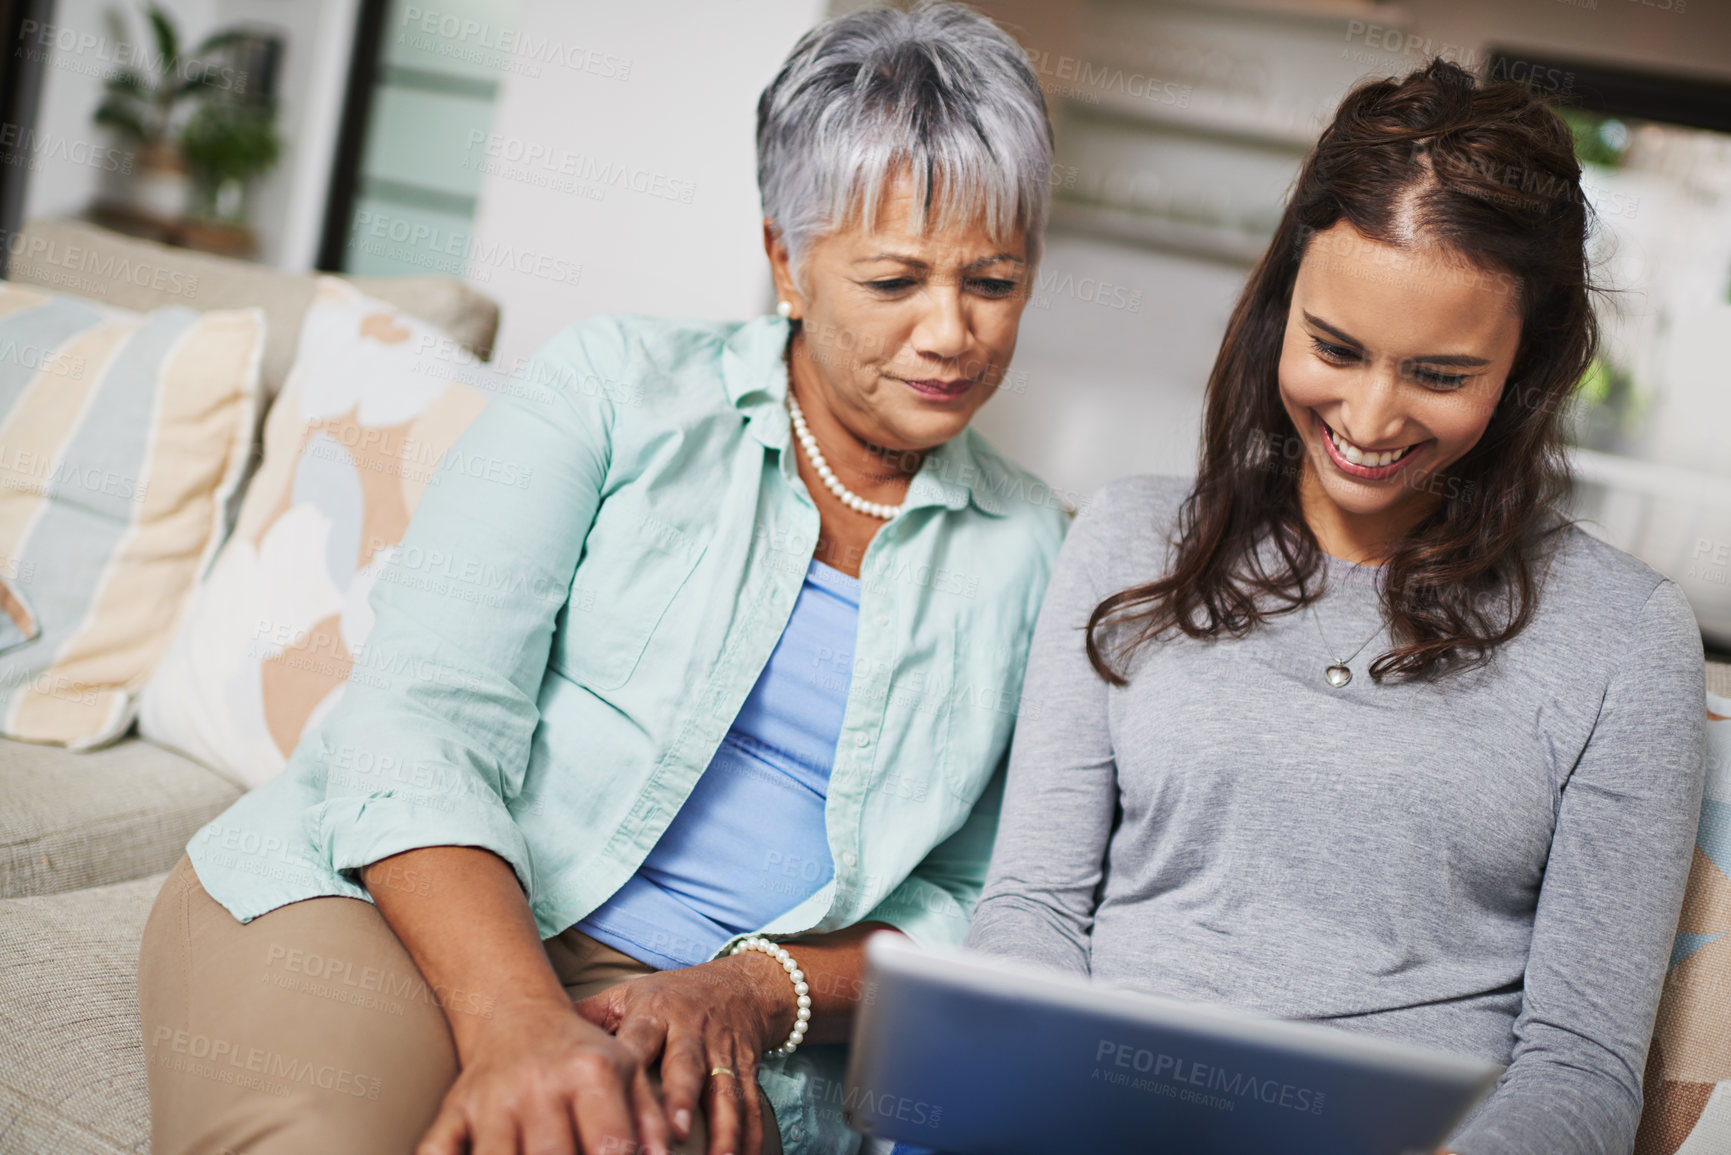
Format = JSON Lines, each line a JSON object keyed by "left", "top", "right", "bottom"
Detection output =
{"left": 1086, "top": 58, "right": 1599, "bottom": 687}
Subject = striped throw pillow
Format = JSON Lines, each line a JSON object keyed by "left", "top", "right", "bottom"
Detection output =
{"left": 0, "top": 282, "right": 263, "bottom": 748}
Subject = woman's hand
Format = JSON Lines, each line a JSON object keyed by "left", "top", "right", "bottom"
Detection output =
{"left": 417, "top": 994, "right": 672, "bottom": 1155}
{"left": 575, "top": 950, "right": 792, "bottom": 1155}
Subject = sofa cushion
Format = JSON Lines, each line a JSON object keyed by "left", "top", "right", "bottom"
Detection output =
{"left": 0, "top": 284, "right": 264, "bottom": 749}
{"left": 9, "top": 218, "right": 505, "bottom": 604}
{"left": 1637, "top": 668, "right": 1731, "bottom": 1153}
{"left": 8, "top": 217, "right": 500, "bottom": 405}
{"left": 0, "top": 737, "right": 240, "bottom": 898}
{"left": 137, "top": 277, "right": 494, "bottom": 787}
{"left": 0, "top": 870, "right": 164, "bottom": 1154}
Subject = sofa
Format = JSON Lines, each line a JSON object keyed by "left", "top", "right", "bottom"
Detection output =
{"left": 1, "top": 218, "right": 1729, "bottom": 1155}
{"left": 0, "top": 217, "right": 501, "bottom": 1154}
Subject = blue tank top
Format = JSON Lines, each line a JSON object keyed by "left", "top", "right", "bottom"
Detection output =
{"left": 574, "top": 557, "right": 860, "bottom": 968}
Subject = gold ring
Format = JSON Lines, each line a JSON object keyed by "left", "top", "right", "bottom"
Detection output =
{"left": 709, "top": 1066, "right": 736, "bottom": 1078}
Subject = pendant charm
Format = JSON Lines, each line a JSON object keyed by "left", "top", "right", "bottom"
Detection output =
{"left": 1325, "top": 664, "right": 1352, "bottom": 687}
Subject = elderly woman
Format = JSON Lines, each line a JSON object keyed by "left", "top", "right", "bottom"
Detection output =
{"left": 136, "top": 4, "right": 1065, "bottom": 1155}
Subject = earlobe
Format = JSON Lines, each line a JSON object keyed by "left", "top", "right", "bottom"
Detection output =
{"left": 762, "top": 220, "right": 804, "bottom": 321}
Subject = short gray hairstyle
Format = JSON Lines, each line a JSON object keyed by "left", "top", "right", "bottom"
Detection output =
{"left": 756, "top": 0, "right": 1054, "bottom": 290}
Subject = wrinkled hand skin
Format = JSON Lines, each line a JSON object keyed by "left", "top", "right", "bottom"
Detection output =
{"left": 576, "top": 949, "right": 792, "bottom": 1155}
{"left": 415, "top": 997, "right": 674, "bottom": 1155}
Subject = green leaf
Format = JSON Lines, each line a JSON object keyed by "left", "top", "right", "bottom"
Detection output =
{"left": 102, "top": 69, "right": 149, "bottom": 99}
{"left": 192, "top": 29, "right": 245, "bottom": 56}
{"left": 1576, "top": 357, "right": 1612, "bottom": 406}
{"left": 175, "top": 67, "right": 214, "bottom": 97}
{"left": 94, "top": 103, "right": 148, "bottom": 141}
{"left": 146, "top": 3, "right": 179, "bottom": 75}
{"left": 101, "top": 8, "right": 129, "bottom": 48}
{"left": 178, "top": 101, "right": 282, "bottom": 183}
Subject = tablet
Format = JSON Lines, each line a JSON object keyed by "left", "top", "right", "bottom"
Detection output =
{"left": 843, "top": 934, "right": 1502, "bottom": 1155}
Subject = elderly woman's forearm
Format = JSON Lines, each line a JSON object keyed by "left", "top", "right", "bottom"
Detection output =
{"left": 361, "top": 844, "right": 572, "bottom": 1059}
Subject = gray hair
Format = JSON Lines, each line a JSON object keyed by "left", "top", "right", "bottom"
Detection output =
{"left": 756, "top": 0, "right": 1054, "bottom": 291}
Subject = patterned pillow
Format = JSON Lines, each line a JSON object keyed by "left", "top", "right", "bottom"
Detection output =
{"left": 0, "top": 283, "right": 263, "bottom": 749}
{"left": 1635, "top": 678, "right": 1731, "bottom": 1153}
{"left": 137, "top": 277, "right": 490, "bottom": 786}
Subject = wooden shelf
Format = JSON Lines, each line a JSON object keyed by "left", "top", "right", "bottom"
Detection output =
{"left": 1148, "top": 0, "right": 1414, "bottom": 28}
{"left": 1064, "top": 90, "right": 1322, "bottom": 150}
{"left": 85, "top": 202, "right": 259, "bottom": 261}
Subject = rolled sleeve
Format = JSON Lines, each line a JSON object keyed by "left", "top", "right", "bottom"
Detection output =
{"left": 304, "top": 319, "right": 622, "bottom": 898}
{"left": 1447, "top": 578, "right": 1707, "bottom": 1155}
{"left": 315, "top": 787, "right": 531, "bottom": 892}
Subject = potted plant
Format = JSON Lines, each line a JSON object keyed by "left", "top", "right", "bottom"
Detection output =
{"left": 179, "top": 99, "right": 281, "bottom": 225}
{"left": 91, "top": 2, "right": 242, "bottom": 223}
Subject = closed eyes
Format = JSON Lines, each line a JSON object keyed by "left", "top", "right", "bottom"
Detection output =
{"left": 1309, "top": 335, "right": 1469, "bottom": 390}
{"left": 864, "top": 277, "right": 1020, "bottom": 298}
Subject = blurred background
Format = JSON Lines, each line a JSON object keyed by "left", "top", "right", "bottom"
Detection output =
{"left": 2, "top": 0, "right": 1729, "bottom": 649}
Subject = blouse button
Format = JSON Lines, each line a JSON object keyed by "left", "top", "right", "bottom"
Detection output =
{"left": 842, "top": 852, "right": 857, "bottom": 867}
{"left": 853, "top": 732, "right": 869, "bottom": 747}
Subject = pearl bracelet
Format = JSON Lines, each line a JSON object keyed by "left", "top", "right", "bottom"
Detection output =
{"left": 730, "top": 936, "right": 812, "bottom": 1055}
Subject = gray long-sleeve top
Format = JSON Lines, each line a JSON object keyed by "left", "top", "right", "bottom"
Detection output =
{"left": 964, "top": 474, "right": 1707, "bottom": 1155}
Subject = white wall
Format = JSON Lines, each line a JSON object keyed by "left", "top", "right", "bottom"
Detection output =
{"left": 462, "top": 0, "right": 829, "bottom": 369}
{"left": 969, "top": 238, "right": 1243, "bottom": 509}
{"left": 19, "top": 0, "right": 356, "bottom": 270}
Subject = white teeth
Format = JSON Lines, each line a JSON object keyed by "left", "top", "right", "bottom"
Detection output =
{"left": 1326, "top": 422, "right": 1413, "bottom": 468}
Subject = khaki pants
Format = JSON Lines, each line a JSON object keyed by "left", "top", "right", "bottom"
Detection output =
{"left": 138, "top": 852, "right": 783, "bottom": 1155}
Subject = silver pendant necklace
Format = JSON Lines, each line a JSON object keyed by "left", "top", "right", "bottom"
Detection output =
{"left": 1307, "top": 592, "right": 1384, "bottom": 687}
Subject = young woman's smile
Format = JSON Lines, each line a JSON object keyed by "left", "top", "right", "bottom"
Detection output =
{"left": 1314, "top": 408, "right": 1429, "bottom": 479}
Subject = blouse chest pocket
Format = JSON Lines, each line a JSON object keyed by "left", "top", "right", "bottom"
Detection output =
{"left": 552, "top": 490, "right": 708, "bottom": 692}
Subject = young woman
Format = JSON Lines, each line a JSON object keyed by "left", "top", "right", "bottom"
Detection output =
{"left": 963, "top": 60, "right": 1707, "bottom": 1154}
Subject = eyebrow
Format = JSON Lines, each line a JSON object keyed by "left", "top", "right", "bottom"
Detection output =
{"left": 855, "top": 251, "right": 1026, "bottom": 271}
{"left": 1302, "top": 311, "right": 1493, "bottom": 368}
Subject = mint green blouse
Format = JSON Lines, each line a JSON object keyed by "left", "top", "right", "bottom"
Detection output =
{"left": 186, "top": 311, "right": 1069, "bottom": 1154}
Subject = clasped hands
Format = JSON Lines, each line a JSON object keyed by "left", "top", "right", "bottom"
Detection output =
{"left": 416, "top": 948, "right": 793, "bottom": 1155}
{"left": 576, "top": 947, "right": 795, "bottom": 1155}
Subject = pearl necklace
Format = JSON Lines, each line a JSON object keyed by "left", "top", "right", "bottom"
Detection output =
{"left": 785, "top": 388, "right": 904, "bottom": 519}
